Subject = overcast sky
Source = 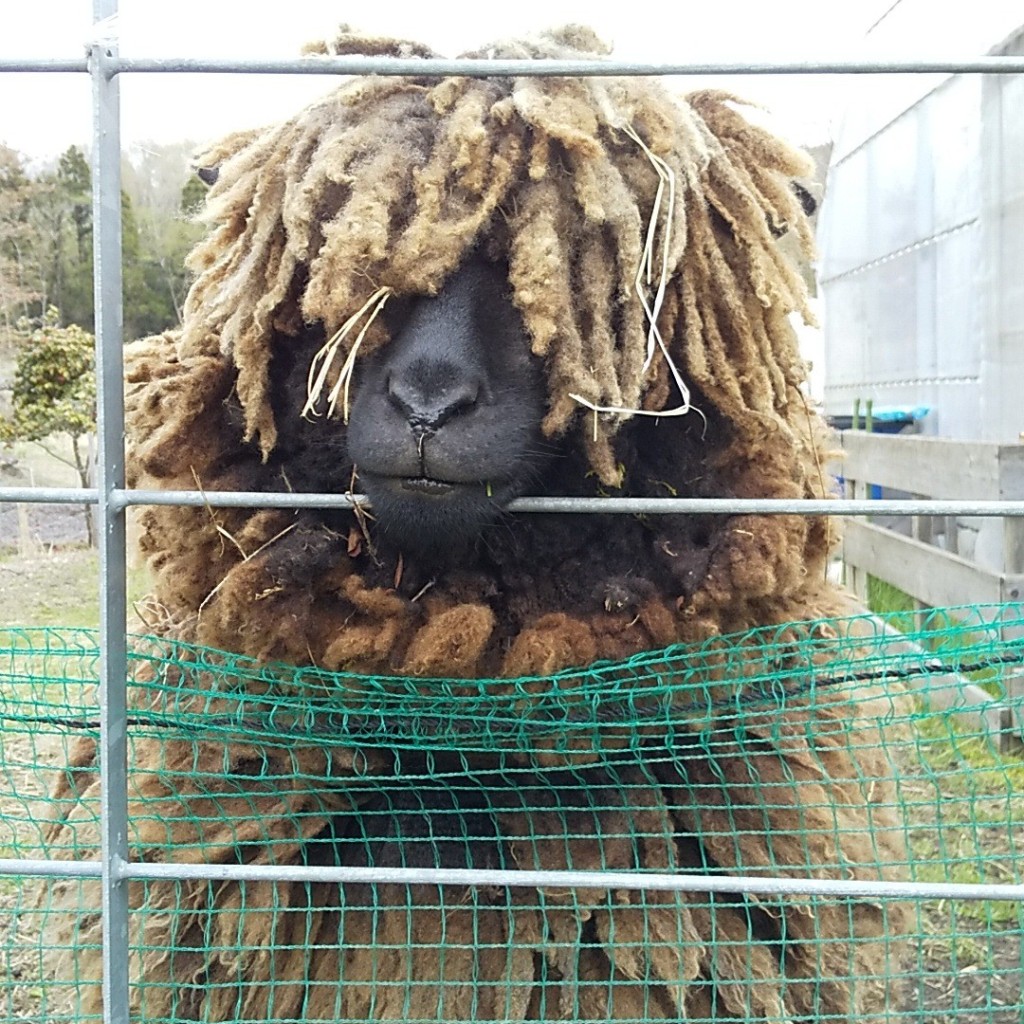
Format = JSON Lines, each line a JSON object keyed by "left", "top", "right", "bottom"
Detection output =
{"left": 1, "top": 0, "right": 903, "bottom": 162}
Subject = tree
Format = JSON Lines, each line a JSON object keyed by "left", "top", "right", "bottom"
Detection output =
{"left": 0, "top": 308, "right": 97, "bottom": 545}
{"left": 2, "top": 141, "right": 206, "bottom": 347}
{"left": 0, "top": 146, "right": 94, "bottom": 334}
{"left": 118, "top": 141, "right": 206, "bottom": 335}
{"left": 180, "top": 173, "right": 207, "bottom": 217}
{"left": 54, "top": 145, "right": 94, "bottom": 329}
{"left": 58, "top": 146, "right": 92, "bottom": 263}
{"left": 0, "top": 145, "right": 46, "bottom": 337}
{"left": 121, "top": 187, "right": 187, "bottom": 340}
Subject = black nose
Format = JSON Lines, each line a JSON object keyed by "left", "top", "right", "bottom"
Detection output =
{"left": 386, "top": 364, "right": 481, "bottom": 433}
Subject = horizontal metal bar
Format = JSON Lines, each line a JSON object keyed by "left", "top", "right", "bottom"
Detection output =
{"left": 95, "top": 55, "right": 1024, "bottom": 77}
{"left": 2, "top": 856, "right": 1023, "bottom": 902}
{"left": 0, "top": 486, "right": 99, "bottom": 504}
{"left": 119, "top": 863, "right": 1024, "bottom": 902}
{"left": 0, "top": 57, "right": 89, "bottom": 73}
{"left": 5, "top": 486, "right": 1024, "bottom": 517}
{"left": 4, "top": 55, "right": 1024, "bottom": 78}
{"left": 0, "top": 858, "right": 101, "bottom": 878}
{"left": 505, "top": 498, "right": 1024, "bottom": 517}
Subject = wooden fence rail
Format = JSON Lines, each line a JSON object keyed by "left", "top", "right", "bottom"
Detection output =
{"left": 837, "top": 431, "right": 1024, "bottom": 746}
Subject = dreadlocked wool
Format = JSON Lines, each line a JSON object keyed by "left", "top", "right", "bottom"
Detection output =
{"left": 40, "top": 25, "right": 910, "bottom": 1024}
{"left": 180, "top": 26, "right": 817, "bottom": 476}
{"left": 117, "top": 25, "right": 835, "bottom": 670}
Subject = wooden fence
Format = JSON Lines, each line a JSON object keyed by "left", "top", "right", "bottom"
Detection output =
{"left": 839, "top": 432, "right": 1024, "bottom": 606}
{"left": 837, "top": 431, "right": 1024, "bottom": 745}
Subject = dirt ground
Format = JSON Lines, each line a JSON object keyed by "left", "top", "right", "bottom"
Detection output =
{"left": 0, "top": 499, "right": 143, "bottom": 629}
{"left": 0, "top": 543, "right": 99, "bottom": 629}
{"left": 0, "top": 501, "right": 90, "bottom": 553}
{"left": 909, "top": 920, "right": 1023, "bottom": 1024}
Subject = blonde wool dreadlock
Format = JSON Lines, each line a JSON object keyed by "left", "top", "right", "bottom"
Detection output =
{"left": 181, "top": 25, "right": 816, "bottom": 486}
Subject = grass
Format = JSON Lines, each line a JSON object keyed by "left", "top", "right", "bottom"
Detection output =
{"left": 0, "top": 546, "right": 151, "bottom": 631}
{"left": 906, "top": 717, "right": 1024, "bottom": 924}
{"left": 864, "top": 574, "right": 1024, "bottom": 1000}
{"left": 3, "top": 438, "right": 86, "bottom": 489}
{"left": 0, "top": 464, "right": 152, "bottom": 859}
{"left": 868, "top": 574, "right": 918, "bottom": 622}
{"left": 0, "top": 546, "right": 150, "bottom": 753}
{"left": 866, "top": 575, "right": 1012, "bottom": 696}
{"left": 0, "top": 546, "right": 101, "bottom": 629}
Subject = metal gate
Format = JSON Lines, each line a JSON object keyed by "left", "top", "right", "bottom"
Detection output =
{"left": 3, "top": 4, "right": 1024, "bottom": 1022}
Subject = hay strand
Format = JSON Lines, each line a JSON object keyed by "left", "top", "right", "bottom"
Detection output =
{"left": 302, "top": 287, "right": 393, "bottom": 422}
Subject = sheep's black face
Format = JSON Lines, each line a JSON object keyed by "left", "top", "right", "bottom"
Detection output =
{"left": 346, "top": 258, "right": 548, "bottom": 554}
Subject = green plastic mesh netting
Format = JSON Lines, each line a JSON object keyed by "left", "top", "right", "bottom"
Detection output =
{"left": 2, "top": 604, "right": 1023, "bottom": 1023}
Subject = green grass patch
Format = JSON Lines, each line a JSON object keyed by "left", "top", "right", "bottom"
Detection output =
{"left": 3, "top": 437, "right": 91, "bottom": 489}
{"left": 866, "top": 577, "right": 1013, "bottom": 696}
{"left": 903, "top": 711, "right": 1024, "bottom": 926}
{"left": 867, "top": 574, "right": 918, "bottom": 623}
{"left": 0, "top": 547, "right": 151, "bottom": 631}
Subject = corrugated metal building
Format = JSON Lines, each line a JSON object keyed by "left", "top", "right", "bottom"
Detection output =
{"left": 818, "top": 3, "right": 1024, "bottom": 442}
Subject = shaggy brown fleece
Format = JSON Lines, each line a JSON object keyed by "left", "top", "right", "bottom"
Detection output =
{"left": 40, "top": 25, "right": 910, "bottom": 1024}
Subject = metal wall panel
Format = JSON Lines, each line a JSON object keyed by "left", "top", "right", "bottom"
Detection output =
{"left": 819, "top": 52, "right": 1011, "bottom": 437}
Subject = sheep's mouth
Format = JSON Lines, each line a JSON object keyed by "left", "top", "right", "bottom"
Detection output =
{"left": 399, "top": 477, "right": 460, "bottom": 496}
{"left": 377, "top": 475, "right": 507, "bottom": 500}
{"left": 356, "top": 470, "right": 516, "bottom": 556}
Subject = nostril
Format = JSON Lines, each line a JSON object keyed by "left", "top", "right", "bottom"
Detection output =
{"left": 446, "top": 383, "right": 479, "bottom": 416}
{"left": 387, "top": 371, "right": 481, "bottom": 430}
{"left": 386, "top": 375, "right": 414, "bottom": 419}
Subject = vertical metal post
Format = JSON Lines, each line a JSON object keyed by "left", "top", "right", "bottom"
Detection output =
{"left": 89, "top": 3, "right": 130, "bottom": 1024}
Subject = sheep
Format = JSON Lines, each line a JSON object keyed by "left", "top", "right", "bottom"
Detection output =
{"left": 39, "top": 26, "right": 911, "bottom": 1023}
